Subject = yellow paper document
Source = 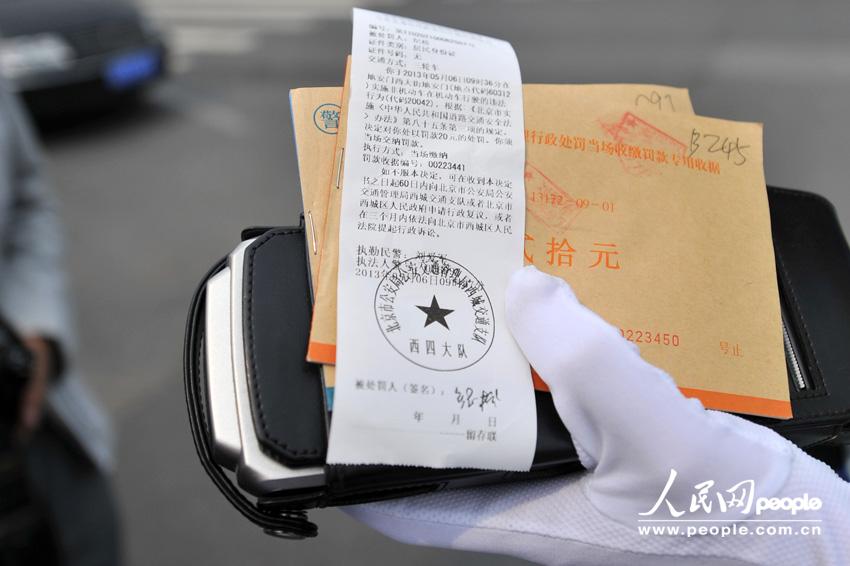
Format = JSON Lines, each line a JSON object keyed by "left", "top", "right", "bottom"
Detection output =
{"left": 304, "top": 82, "right": 695, "bottom": 365}
{"left": 290, "top": 86, "right": 343, "bottom": 290}
{"left": 304, "top": 64, "right": 351, "bottom": 369}
{"left": 295, "top": 82, "right": 790, "bottom": 418}
{"left": 520, "top": 90, "right": 789, "bottom": 418}
{"left": 301, "top": 83, "right": 694, "bottom": 374}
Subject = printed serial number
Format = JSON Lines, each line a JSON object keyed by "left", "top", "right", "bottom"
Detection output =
{"left": 620, "top": 328, "right": 680, "bottom": 347}
{"left": 528, "top": 191, "right": 566, "bottom": 206}
{"left": 428, "top": 160, "right": 466, "bottom": 171}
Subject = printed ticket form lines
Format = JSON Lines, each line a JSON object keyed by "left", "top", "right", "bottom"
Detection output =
{"left": 326, "top": 9, "right": 537, "bottom": 471}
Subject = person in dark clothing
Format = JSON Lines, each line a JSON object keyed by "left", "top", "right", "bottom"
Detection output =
{"left": 0, "top": 76, "right": 120, "bottom": 566}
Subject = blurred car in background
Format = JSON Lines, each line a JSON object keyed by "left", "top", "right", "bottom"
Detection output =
{"left": 0, "top": 0, "right": 167, "bottom": 119}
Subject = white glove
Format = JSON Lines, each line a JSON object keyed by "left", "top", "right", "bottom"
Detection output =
{"left": 346, "top": 266, "right": 850, "bottom": 565}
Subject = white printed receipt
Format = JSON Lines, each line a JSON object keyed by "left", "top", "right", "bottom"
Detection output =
{"left": 327, "top": 9, "right": 536, "bottom": 471}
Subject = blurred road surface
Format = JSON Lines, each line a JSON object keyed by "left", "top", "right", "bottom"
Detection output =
{"left": 37, "top": 0, "right": 850, "bottom": 564}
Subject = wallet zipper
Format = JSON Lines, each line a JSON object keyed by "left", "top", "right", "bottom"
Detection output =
{"left": 782, "top": 314, "right": 807, "bottom": 392}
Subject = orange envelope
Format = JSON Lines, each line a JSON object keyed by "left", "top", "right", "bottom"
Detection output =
{"left": 303, "top": 82, "right": 695, "bottom": 366}
{"left": 520, "top": 90, "right": 788, "bottom": 418}
{"left": 299, "top": 83, "right": 694, "bottom": 373}
{"left": 290, "top": 85, "right": 343, "bottom": 290}
{"left": 294, "top": 81, "right": 790, "bottom": 418}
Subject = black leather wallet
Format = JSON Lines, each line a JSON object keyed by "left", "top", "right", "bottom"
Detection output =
{"left": 184, "top": 186, "right": 850, "bottom": 538}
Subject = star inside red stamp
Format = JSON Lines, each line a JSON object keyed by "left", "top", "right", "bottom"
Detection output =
{"left": 373, "top": 255, "right": 494, "bottom": 372}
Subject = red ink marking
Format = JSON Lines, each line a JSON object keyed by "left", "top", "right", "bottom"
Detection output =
{"left": 524, "top": 162, "right": 583, "bottom": 230}
{"left": 600, "top": 112, "right": 686, "bottom": 177}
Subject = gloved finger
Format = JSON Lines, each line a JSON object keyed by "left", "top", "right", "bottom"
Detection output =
{"left": 344, "top": 471, "right": 590, "bottom": 561}
{"left": 505, "top": 266, "right": 792, "bottom": 522}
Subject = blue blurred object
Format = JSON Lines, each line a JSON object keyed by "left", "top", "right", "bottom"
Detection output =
{"left": 104, "top": 48, "right": 160, "bottom": 91}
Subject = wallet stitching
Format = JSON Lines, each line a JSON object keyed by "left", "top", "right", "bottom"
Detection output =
{"left": 246, "top": 229, "right": 320, "bottom": 459}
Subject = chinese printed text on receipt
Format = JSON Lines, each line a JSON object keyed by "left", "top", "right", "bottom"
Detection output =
{"left": 327, "top": 9, "right": 537, "bottom": 471}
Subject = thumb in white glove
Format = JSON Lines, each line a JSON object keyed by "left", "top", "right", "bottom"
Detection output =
{"left": 346, "top": 266, "right": 850, "bottom": 565}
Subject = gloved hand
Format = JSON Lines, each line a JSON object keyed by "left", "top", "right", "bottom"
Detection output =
{"left": 346, "top": 266, "right": 850, "bottom": 565}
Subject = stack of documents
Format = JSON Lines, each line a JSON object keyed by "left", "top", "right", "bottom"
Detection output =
{"left": 290, "top": 10, "right": 788, "bottom": 471}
